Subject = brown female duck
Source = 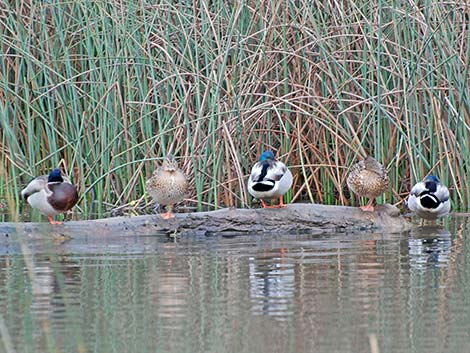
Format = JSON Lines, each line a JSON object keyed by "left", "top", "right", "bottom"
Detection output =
{"left": 146, "top": 155, "right": 188, "bottom": 219}
{"left": 347, "top": 156, "right": 388, "bottom": 212}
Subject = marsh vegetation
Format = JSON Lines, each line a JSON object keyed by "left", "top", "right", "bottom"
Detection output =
{"left": 0, "top": 0, "right": 468, "bottom": 220}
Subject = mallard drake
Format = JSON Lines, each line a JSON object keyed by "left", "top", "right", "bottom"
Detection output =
{"left": 146, "top": 155, "right": 188, "bottom": 219}
{"left": 347, "top": 156, "right": 389, "bottom": 212}
{"left": 407, "top": 175, "right": 450, "bottom": 219}
{"left": 21, "top": 168, "right": 79, "bottom": 224}
{"left": 247, "top": 150, "right": 293, "bottom": 208}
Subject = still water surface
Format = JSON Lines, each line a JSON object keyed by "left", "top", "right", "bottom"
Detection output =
{"left": 0, "top": 217, "right": 470, "bottom": 353}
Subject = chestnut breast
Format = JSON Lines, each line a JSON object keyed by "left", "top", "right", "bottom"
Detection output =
{"left": 47, "top": 183, "right": 79, "bottom": 212}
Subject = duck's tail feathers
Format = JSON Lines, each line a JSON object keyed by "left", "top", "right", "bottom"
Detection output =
{"left": 251, "top": 180, "right": 275, "bottom": 192}
{"left": 420, "top": 193, "right": 440, "bottom": 209}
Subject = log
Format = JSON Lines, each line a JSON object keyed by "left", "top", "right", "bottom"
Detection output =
{"left": 0, "top": 203, "right": 412, "bottom": 241}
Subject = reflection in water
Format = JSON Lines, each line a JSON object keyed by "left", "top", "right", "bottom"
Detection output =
{"left": 249, "top": 256, "right": 294, "bottom": 318}
{"left": 31, "top": 263, "right": 55, "bottom": 316}
{"left": 0, "top": 218, "right": 470, "bottom": 353}
{"left": 30, "top": 255, "right": 80, "bottom": 318}
{"left": 408, "top": 226, "right": 452, "bottom": 270}
{"left": 150, "top": 243, "right": 189, "bottom": 327}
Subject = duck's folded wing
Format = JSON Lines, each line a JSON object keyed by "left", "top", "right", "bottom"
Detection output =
{"left": 435, "top": 185, "right": 450, "bottom": 202}
{"left": 21, "top": 176, "right": 48, "bottom": 200}
{"left": 263, "top": 162, "right": 288, "bottom": 181}
{"left": 249, "top": 162, "right": 276, "bottom": 191}
{"left": 410, "top": 181, "right": 426, "bottom": 196}
{"left": 249, "top": 163, "right": 264, "bottom": 183}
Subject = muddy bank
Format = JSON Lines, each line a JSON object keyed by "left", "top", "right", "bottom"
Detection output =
{"left": 0, "top": 203, "right": 412, "bottom": 240}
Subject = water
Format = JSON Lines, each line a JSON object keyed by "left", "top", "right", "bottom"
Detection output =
{"left": 0, "top": 217, "right": 470, "bottom": 353}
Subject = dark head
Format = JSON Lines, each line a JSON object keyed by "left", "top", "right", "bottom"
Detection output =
{"left": 424, "top": 175, "right": 440, "bottom": 184}
{"left": 48, "top": 168, "right": 64, "bottom": 183}
{"left": 424, "top": 175, "right": 440, "bottom": 193}
{"left": 259, "top": 150, "right": 275, "bottom": 162}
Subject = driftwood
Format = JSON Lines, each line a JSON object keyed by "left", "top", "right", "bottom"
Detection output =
{"left": 0, "top": 203, "right": 412, "bottom": 241}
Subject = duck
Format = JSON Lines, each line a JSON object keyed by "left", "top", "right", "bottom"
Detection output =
{"left": 247, "top": 150, "right": 293, "bottom": 208}
{"left": 407, "top": 175, "right": 450, "bottom": 220}
{"left": 146, "top": 155, "right": 188, "bottom": 219}
{"left": 21, "top": 168, "right": 79, "bottom": 224}
{"left": 346, "top": 156, "right": 389, "bottom": 212}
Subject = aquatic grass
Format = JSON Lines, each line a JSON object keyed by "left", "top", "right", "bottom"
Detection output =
{"left": 0, "top": 0, "right": 469, "bottom": 219}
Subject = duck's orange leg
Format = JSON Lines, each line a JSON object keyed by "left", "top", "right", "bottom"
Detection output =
{"left": 277, "top": 196, "right": 287, "bottom": 208}
{"left": 161, "top": 212, "right": 176, "bottom": 219}
{"left": 359, "top": 199, "right": 375, "bottom": 212}
{"left": 47, "top": 216, "right": 63, "bottom": 225}
{"left": 261, "top": 199, "right": 279, "bottom": 209}
{"left": 161, "top": 205, "right": 176, "bottom": 219}
{"left": 271, "top": 196, "right": 288, "bottom": 209}
{"left": 260, "top": 199, "right": 271, "bottom": 208}
{"left": 261, "top": 196, "right": 288, "bottom": 209}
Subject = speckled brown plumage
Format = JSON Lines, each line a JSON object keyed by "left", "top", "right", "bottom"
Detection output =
{"left": 146, "top": 155, "right": 188, "bottom": 219}
{"left": 347, "top": 156, "right": 389, "bottom": 211}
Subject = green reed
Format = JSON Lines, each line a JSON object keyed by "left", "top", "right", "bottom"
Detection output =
{"left": 0, "top": 0, "right": 469, "bottom": 220}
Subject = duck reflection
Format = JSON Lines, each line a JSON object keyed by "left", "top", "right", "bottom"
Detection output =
{"left": 149, "top": 243, "right": 189, "bottom": 328}
{"left": 30, "top": 255, "right": 79, "bottom": 317}
{"left": 248, "top": 255, "right": 294, "bottom": 319}
{"left": 30, "top": 262, "right": 55, "bottom": 315}
{"left": 408, "top": 225, "right": 451, "bottom": 270}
